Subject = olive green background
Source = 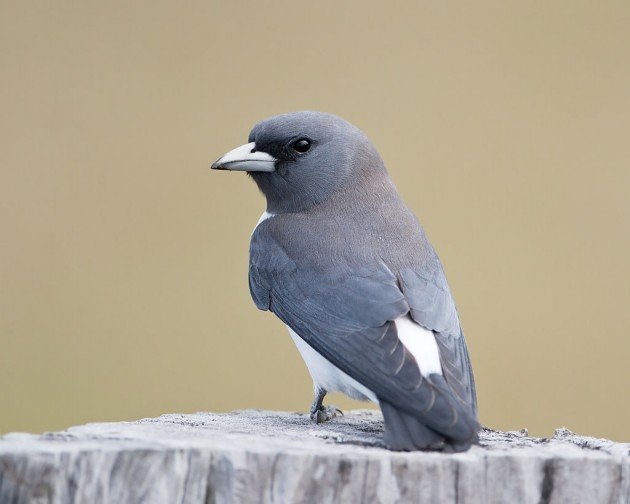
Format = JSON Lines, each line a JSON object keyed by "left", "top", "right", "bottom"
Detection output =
{"left": 1, "top": 1, "right": 628, "bottom": 440}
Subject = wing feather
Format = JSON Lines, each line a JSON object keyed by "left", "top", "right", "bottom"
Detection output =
{"left": 250, "top": 225, "right": 478, "bottom": 442}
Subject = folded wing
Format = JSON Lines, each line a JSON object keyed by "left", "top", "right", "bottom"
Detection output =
{"left": 250, "top": 225, "right": 478, "bottom": 446}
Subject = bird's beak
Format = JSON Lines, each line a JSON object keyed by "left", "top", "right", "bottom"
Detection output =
{"left": 211, "top": 142, "right": 276, "bottom": 172}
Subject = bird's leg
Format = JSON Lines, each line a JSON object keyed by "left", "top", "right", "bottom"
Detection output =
{"left": 309, "top": 387, "right": 326, "bottom": 420}
{"left": 309, "top": 387, "right": 343, "bottom": 424}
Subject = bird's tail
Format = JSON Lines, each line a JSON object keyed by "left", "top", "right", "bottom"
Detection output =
{"left": 380, "top": 374, "right": 479, "bottom": 452}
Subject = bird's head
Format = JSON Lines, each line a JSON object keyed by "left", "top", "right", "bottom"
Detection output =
{"left": 211, "top": 111, "right": 385, "bottom": 213}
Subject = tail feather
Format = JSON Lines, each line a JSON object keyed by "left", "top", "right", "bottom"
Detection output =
{"left": 382, "top": 401, "right": 445, "bottom": 450}
{"left": 380, "top": 374, "right": 479, "bottom": 452}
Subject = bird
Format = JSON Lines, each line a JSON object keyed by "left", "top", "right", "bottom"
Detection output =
{"left": 211, "top": 111, "right": 479, "bottom": 451}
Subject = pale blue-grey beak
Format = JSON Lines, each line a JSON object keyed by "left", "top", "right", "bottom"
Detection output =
{"left": 211, "top": 142, "right": 276, "bottom": 172}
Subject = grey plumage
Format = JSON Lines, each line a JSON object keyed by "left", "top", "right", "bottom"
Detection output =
{"left": 213, "top": 111, "right": 479, "bottom": 451}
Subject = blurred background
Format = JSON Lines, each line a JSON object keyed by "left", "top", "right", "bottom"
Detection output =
{"left": 1, "top": 1, "right": 628, "bottom": 441}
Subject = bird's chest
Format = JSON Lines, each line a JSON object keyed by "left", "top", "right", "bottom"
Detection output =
{"left": 287, "top": 327, "right": 378, "bottom": 403}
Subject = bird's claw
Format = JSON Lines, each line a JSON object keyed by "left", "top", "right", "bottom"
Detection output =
{"left": 310, "top": 405, "right": 344, "bottom": 424}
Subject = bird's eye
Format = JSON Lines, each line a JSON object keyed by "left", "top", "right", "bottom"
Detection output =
{"left": 291, "top": 138, "right": 311, "bottom": 153}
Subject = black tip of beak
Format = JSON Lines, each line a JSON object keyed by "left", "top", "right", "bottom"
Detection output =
{"left": 211, "top": 160, "right": 225, "bottom": 170}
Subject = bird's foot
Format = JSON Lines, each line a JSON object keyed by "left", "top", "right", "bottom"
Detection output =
{"left": 310, "top": 405, "right": 343, "bottom": 424}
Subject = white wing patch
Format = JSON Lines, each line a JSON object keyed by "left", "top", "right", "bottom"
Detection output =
{"left": 395, "top": 315, "right": 443, "bottom": 377}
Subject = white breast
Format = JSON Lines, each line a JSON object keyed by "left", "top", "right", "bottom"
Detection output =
{"left": 252, "top": 211, "right": 274, "bottom": 235}
{"left": 288, "top": 316, "right": 442, "bottom": 405}
{"left": 287, "top": 327, "right": 379, "bottom": 403}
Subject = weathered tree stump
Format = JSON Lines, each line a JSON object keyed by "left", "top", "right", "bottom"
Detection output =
{"left": 1, "top": 410, "right": 628, "bottom": 503}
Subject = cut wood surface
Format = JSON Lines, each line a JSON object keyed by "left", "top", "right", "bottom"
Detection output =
{"left": 1, "top": 410, "right": 628, "bottom": 503}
